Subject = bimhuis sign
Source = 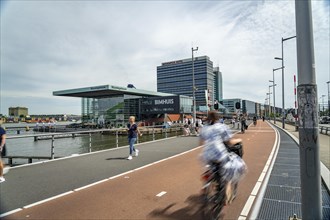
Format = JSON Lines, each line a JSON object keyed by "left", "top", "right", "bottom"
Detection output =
{"left": 141, "top": 96, "right": 180, "bottom": 114}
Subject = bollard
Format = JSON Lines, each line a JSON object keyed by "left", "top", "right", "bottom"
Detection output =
{"left": 34, "top": 136, "right": 38, "bottom": 141}
{"left": 51, "top": 135, "right": 55, "bottom": 159}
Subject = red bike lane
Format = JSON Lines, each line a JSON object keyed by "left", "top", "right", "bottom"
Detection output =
{"left": 3, "top": 120, "right": 275, "bottom": 220}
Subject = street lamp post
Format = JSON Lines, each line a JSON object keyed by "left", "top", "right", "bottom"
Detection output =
{"left": 268, "top": 83, "right": 277, "bottom": 123}
{"left": 275, "top": 35, "right": 296, "bottom": 129}
{"left": 295, "top": 1, "right": 321, "bottom": 218}
{"left": 192, "top": 47, "right": 198, "bottom": 133}
{"left": 267, "top": 91, "right": 272, "bottom": 119}
{"left": 321, "top": 95, "right": 326, "bottom": 116}
{"left": 265, "top": 98, "right": 268, "bottom": 118}
{"left": 327, "top": 81, "right": 330, "bottom": 116}
{"left": 272, "top": 67, "right": 283, "bottom": 123}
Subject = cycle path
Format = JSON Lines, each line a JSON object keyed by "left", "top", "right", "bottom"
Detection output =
{"left": 1, "top": 121, "right": 276, "bottom": 219}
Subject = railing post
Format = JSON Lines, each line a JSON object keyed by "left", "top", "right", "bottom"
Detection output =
{"left": 89, "top": 132, "right": 92, "bottom": 153}
{"left": 116, "top": 130, "right": 119, "bottom": 148}
{"left": 165, "top": 128, "right": 168, "bottom": 138}
{"left": 51, "top": 135, "right": 55, "bottom": 159}
{"left": 152, "top": 128, "right": 155, "bottom": 141}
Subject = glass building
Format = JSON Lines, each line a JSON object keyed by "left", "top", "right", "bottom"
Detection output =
{"left": 157, "top": 56, "right": 217, "bottom": 111}
{"left": 213, "top": 67, "right": 223, "bottom": 103}
{"left": 54, "top": 85, "right": 192, "bottom": 127}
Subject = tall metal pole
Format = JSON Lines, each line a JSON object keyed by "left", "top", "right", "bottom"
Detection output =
{"left": 295, "top": 0, "right": 322, "bottom": 219}
{"left": 272, "top": 72, "right": 276, "bottom": 124}
{"left": 321, "top": 95, "right": 326, "bottom": 115}
{"left": 270, "top": 72, "right": 276, "bottom": 123}
{"left": 294, "top": 74, "right": 298, "bottom": 130}
{"left": 192, "top": 47, "right": 198, "bottom": 133}
{"left": 327, "top": 81, "right": 330, "bottom": 116}
{"left": 281, "top": 38, "right": 285, "bottom": 129}
{"left": 267, "top": 90, "right": 271, "bottom": 119}
{"left": 276, "top": 36, "right": 296, "bottom": 129}
{"left": 272, "top": 67, "right": 283, "bottom": 123}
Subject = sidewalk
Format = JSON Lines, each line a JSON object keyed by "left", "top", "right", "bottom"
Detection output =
{"left": 283, "top": 123, "right": 330, "bottom": 170}
{"left": 252, "top": 122, "right": 330, "bottom": 220}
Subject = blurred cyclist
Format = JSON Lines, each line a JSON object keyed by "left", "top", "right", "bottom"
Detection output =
{"left": 199, "top": 111, "right": 247, "bottom": 203}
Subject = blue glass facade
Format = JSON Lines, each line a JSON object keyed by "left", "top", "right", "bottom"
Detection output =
{"left": 157, "top": 56, "right": 214, "bottom": 110}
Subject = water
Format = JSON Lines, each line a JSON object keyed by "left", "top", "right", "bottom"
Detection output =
{"left": 2, "top": 122, "right": 183, "bottom": 165}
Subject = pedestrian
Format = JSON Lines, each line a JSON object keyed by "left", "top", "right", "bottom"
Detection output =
{"left": 183, "top": 116, "right": 190, "bottom": 136}
{"left": 126, "top": 116, "right": 142, "bottom": 160}
{"left": 232, "top": 117, "right": 235, "bottom": 128}
{"left": 195, "top": 117, "right": 203, "bottom": 135}
{"left": 240, "top": 114, "right": 247, "bottom": 133}
{"left": 199, "top": 111, "right": 247, "bottom": 204}
{"left": 0, "top": 124, "right": 8, "bottom": 183}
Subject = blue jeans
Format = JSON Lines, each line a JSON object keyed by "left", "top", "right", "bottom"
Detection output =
{"left": 128, "top": 138, "right": 137, "bottom": 155}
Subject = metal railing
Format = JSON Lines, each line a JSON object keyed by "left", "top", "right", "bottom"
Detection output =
{"left": 4, "top": 126, "right": 184, "bottom": 165}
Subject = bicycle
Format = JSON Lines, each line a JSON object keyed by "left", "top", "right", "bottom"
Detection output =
{"left": 201, "top": 143, "right": 244, "bottom": 220}
{"left": 201, "top": 162, "right": 228, "bottom": 220}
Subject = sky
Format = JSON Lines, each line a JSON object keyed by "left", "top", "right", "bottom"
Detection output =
{"left": 0, "top": 0, "right": 329, "bottom": 115}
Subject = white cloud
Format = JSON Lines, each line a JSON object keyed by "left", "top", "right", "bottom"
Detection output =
{"left": 0, "top": 0, "right": 329, "bottom": 114}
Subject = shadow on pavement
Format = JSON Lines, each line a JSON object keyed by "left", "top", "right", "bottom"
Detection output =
{"left": 148, "top": 194, "right": 205, "bottom": 220}
{"left": 105, "top": 157, "right": 127, "bottom": 160}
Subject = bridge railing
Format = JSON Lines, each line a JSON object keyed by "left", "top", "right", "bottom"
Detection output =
{"left": 4, "top": 126, "right": 185, "bottom": 166}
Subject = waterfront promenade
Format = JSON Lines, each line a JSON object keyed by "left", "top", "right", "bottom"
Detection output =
{"left": 0, "top": 120, "right": 329, "bottom": 219}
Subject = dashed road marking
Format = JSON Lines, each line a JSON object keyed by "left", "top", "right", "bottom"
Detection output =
{"left": 156, "top": 191, "right": 167, "bottom": 197}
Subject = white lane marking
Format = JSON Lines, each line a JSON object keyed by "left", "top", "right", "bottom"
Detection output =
{"left": 239, "top": 122, "right": 280, "bottom": 219}
{"left": 108, "top": 170, "right": 133, "bottom": 180}
{"left": 240, "top": 195, "right": 256, "bottom": 217}
{"left": 251, "top": 182, "right": 262, "bottom": 196}
{"left": 74, "top": 179, "right": 109, "bottom": 192}
{"left": 156, "top": 191, "right": 167, "bottom": 197}
{"left": 23, "top": 191, "right": 73, "bottom": 209}
{"left": 0, "top": 208, "right": 23, "bottom": 218}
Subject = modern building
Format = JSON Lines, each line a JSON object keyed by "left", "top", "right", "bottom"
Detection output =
{"left": 53, "top": 85, "right": 192, "bottom": 127}
{"left": 157, "top": 56, "right": 219, "bottom": 111}
{"left": 9, "top": 107, "right": 28, "bottom": 117}
{"left": 213, "top": 67, "right": 223, "bottom": 103}
{"left": 222, "top": 99, "right": 242, "bottom": 115}
{"left": 222, "top": 99, "right": 261, "bottom": 118}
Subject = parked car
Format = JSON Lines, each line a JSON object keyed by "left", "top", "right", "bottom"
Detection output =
{"left": 319, "top": 116, "right": 330, "bottom": 124}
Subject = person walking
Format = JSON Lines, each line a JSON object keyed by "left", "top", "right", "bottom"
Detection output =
{"left": 0, "top": 124, "right": 8, "bottom": 183}
{"left": 126, "top": 116, "right": 142, "bottom": 160}
{"left": 240, "top": 114, "right": 247, "bottom": 133}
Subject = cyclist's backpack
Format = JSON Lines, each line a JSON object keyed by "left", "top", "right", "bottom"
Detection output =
{"left": 226, "top": 143, "right": 244, "bottom": 158}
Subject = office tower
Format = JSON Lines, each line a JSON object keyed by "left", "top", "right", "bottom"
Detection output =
{"left": 157, "top": 56, "right": 215, "bottom": 111}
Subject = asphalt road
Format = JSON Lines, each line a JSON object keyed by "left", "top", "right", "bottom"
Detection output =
{"left": 0, "top": 136, "right": 200, "bottom": 215}
{"left": 1, "top": 120, "right": 277, "bottom": 219}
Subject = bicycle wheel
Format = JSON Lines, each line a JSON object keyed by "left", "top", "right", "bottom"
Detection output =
{"left": 203, "top": 179, "right": 226, "bottom": 220}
